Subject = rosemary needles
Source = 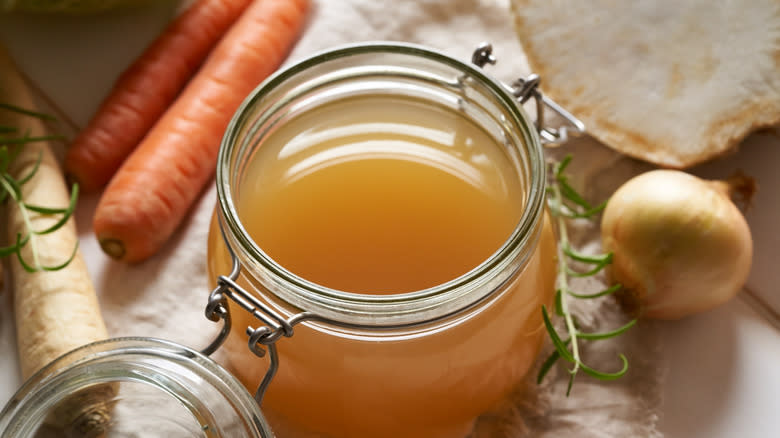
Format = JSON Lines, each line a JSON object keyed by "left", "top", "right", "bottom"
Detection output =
{"left": 539, "top": 155, "right": 636, "bottom": 395}
{"left": 0, "top": 103, "right": 78, "bottom": 272}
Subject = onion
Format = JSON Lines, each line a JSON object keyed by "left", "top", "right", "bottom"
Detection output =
{"left": 600, "top": 169, "right": 754, "bottom": 319}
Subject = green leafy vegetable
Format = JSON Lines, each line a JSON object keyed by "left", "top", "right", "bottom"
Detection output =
{"left": 0, "top": 104, "right": 78, "bottom": 272}
{"left": 539, "top": 154, "right": 635, "bottom": 395}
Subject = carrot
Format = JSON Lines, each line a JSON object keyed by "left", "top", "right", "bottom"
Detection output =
{"left": 64, "top": 0, "right": 254, "bottom": 193}
{"left": 0, "top": 46, "right": 114, "bottom": 435}
{"left": 94, "top": 0, "right": 310, "bottom": 263}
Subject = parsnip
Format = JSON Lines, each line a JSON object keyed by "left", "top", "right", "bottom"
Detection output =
{"left": 0, "top": 45, "right": 114, "bottom": 435}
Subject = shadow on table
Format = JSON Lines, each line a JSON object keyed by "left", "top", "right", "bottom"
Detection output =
{"left": 657, "top": 299, "right": 740, "bottom": 437}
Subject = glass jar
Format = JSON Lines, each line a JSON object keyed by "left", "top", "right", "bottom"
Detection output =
{"left": 206, "top": 42, "right": 558, "bottom": 438}
{"left": 0, "top": 337, "right": 272, "bottom": 438}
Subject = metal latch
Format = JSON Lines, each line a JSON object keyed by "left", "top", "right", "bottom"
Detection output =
{"left": 471, "top": 42, "right": 585, "bottom": 146}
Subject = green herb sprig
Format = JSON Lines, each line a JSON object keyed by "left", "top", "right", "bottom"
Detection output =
{"left": 0, "top": 103, "right": 78, "bottom": 272}
{"left": 539, "top": 155, "right": 636, "bottom": 395}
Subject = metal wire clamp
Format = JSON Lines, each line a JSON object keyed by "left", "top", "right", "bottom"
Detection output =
{"left": 200, "top": 221, "right": 324, "bottom": 405}
{"left": 472, "top": 42, "right": 585, "bottom": 146}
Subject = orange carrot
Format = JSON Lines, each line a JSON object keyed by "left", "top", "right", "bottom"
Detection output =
{"left": 94, "top": 0, "right": 310, "bottom": 263}
{"left": 64, "top": 0, "right": 254, "bottom": 193}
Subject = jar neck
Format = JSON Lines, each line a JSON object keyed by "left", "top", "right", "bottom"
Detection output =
{"left": 215, "top": 42, "right": 547, "bottom": 327}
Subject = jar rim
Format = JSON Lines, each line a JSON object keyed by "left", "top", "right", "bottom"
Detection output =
{"left": 0, "top": 337, "right": 271, "bottom": 437}
{"left": 216, "top": 41, "right": 547, "bottom": 325}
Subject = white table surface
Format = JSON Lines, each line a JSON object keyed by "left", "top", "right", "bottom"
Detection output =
{"left": 0, "top": 3, "right": 778, "bottom": 437}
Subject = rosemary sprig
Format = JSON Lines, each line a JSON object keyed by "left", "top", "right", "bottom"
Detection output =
{"left": 539, "top": 155, "right": 635, "bottom": 395}
{"left": 0, "top": 102, "right": 57, "bottom": 121}
{"left": 0, "top": 104, "right": 78, "bottom": 272}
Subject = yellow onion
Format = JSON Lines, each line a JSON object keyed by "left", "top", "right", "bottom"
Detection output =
{"left": 601, "top": 169, "right": 753, "bottom": 319}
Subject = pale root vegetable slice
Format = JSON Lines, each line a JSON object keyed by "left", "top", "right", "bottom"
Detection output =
{"left": 0, "top": 46, "right": 113, "bottom": 434}
{"left": 510, "top": 0, "right": 780, "bottom": 168}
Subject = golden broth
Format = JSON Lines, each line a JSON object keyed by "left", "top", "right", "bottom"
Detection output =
{"left": 238, "top": 95, "right": 524, "bottom": 293}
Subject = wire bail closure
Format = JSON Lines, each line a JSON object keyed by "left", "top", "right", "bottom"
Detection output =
{"left": 471, "top": 42, "right": 585, "bottom": 146}
{"left": 201, "top": 220, "right": 321, "bottom": 405}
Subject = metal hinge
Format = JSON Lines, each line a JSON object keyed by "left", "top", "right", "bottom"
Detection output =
{"left": 201, "top": 224, "right": 319, "bottom": 405}
{"left": 472, "top": 42, "right": 585, "bottom": 146}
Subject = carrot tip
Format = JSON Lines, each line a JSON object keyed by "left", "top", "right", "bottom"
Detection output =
{"left": 99, "top": 238, "right": 126, "bottom": 260}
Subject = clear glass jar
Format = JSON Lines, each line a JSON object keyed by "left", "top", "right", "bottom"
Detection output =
{"left": 0, "top": 337, "right": 273, "bottom": 437}
{"left": 206, "top": 42, "right": 556, "bottom": 438}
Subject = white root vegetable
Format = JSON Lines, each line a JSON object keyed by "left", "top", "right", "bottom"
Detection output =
{"left": 510, "top": 0, "right": 780, "bottom": 168}
{"left": 601, "top": 169, "right": 753, "bottom": 319}
{"left": 0, "top": 45, "right": 114, "bottom": 434}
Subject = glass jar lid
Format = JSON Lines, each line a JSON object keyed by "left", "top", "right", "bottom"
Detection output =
{"left": 0, "top": 337, "right": 273, "bottom": 438}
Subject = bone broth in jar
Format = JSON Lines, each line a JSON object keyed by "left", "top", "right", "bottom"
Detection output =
{"left": 206, "top": 43, "right": 557, "bottom": 438}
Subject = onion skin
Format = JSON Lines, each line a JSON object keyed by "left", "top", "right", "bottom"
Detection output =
{"left": 601, "top": 170, "right": 753, "bottom": 319}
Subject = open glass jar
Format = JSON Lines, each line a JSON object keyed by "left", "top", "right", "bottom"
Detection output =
{"left": 0, "top": 338, "right": 272, "bottom": 437}
{"left": 204, "top": 42, "right": 569, "bottom": 438}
